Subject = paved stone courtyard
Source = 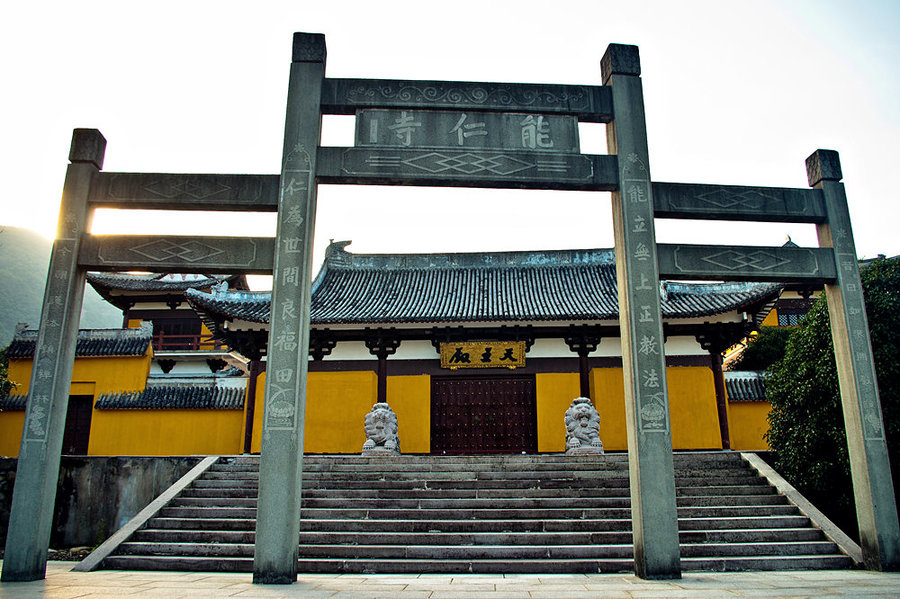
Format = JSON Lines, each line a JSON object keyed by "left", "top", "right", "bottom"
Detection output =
{"left": 1, "top": 562, "right": 900, "bottom": 598}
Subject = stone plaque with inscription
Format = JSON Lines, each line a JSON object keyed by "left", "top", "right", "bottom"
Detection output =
{"left": 356, "top": 109, "right": 579, "bottom": 153}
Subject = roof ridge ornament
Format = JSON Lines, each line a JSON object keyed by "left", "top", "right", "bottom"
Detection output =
{"left": 325, "top": 239, "right": 353, "bottom": 267}
{"left": 212, "top": 280, "right": 230, "bottom": 298}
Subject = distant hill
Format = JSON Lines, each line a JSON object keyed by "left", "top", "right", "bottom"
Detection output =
{"left": 0, "top": 227, "right": 121, "bottom": 346}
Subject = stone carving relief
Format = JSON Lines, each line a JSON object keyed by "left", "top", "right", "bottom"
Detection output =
{"left": 564, "top": 397, "right": 604, "bottom": 454}
{"left": 362, "top": 402, "right": 400, "bottom": 455}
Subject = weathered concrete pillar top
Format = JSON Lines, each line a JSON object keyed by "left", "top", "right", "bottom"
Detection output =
{"left": 293, "top": 32, "right": 326, "bottom": 63}
{"left": 602, "top": 44, "right": 641, "bottom": 84}
{"left": 68, "top": 129, "right": 106, "bottom": 169}
{"left": 806, "top": 149, "right": 843, "bottom": 186}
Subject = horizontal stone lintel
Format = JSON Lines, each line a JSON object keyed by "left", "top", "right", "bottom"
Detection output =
{"left": 316, "top": 147, "right": 618, "bottom": 191}
{"left": 657, "top": 244, "right": 837, "bottom": 283}
{"left": 652, "top": 182, "right": 826, "bottom": 223}
{"left": 88, "top": 173, "right": 281, "bottom": 210}
{"left": 322, "top": 78, "right": 613, "bottom": 123}
{"left": 78, "top": 235, "right": 275, "bottom": 274}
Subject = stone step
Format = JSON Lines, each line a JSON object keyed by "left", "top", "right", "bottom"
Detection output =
{"left": 190, "top": 475, "right": 762, "bottom": 491}
{"left": 121, "top": 540, "right": 853, "bottom": 560}
{"left": 198, "top": 468, "right": 756, "bottom": 482}
{"left": 97, "top": 452, "right": 848, "bottom": 575}
{"left": 100, "top": 554, "right": 638, "bottom": 574}
{"left": 679, "top": 555, "right": 855, "bottom": 571}
{"left": 284, "top": 461, "right": 638, "bottom": 473}
{"left": 184, "top": 480, "right": 777, "bottom": 498}
{"left": 169, "top": 496, "right": 636, "bottom": 510}
{"left": 131, "top": 527, "right": 828, "bottom": 546}
{"left": 116, "top": 541, "right": 643, "bottom": 560}
{"left": 214, "top": 452, "right": 744, "bottom": 466}
{"left": 678, "top": 516, "right": 811, "bottom": 530}
{"left": 144, "top": 514, "right": 812, "bottom": 535}
{"left": 680, "top": 541, "right": 842, "bottom": 558}
{"left": 100, "top": 554, "right": 852, "bottom": 575}
{"left": 156, "top": 504, "right": 800, "bottom": 522}
{"left": 171, "top": 493, "right": 787, "bottom": 509}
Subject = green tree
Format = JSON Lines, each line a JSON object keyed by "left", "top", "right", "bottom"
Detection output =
{"left": 765, "top": 257, "right": 900, "bottom": 539}
{"left": 728, "top": 326, "right": 793, "bottom": 371}
{"left": 0, "top": 344, "right": 13, "bottom": 396}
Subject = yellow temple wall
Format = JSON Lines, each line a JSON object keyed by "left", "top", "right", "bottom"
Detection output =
{"left": 727, "top": 400, "right": 772, "bottom": 451}
{"left": 0, "top": 353, "right": 152, "bottom": 457}
{"left": 0, "top": 412, "right": 25, "bottom": 456}
{"left": 536, "top": 372, "right": 581, "bottom": 452}
{"left": 250, "top": 370, "right": 380, "bottom": 454}
{"left": 386, "top": 375, "right": 431, "bottom": 454}
{"left": 89, "top": 409, "right": 244, "bottom": 455}
{"left": 587, "top": 366, "right": 723, "bottom": 451}
{"left": 2, "top": 357, "right": 769, "bottom": 456}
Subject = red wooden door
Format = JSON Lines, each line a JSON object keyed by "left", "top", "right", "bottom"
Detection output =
{"left": 431, "top": 376, "right": 537, "bottom": 454}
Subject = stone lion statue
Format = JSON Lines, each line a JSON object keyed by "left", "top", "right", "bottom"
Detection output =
{"left": 362, "top": 402, "right": 400, "bottom": 455}
{"left": 564, "top": 397, "right": 604, "bottom": 454}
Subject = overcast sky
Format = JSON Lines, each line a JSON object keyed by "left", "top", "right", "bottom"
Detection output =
{"left": 1, "top": 1, "right": 898, "bottom": 284}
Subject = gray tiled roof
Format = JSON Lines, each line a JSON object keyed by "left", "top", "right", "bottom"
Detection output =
{"left": 724, "top": 371, "right": 768, "bottom": 402}
{"left": 95, "top": 385, "right": 245, "bottom": 410}
{"left": 86, "top": 272, "right": 244, "bottom": 293}
{"left": 186, "top": 242, "right": 781, "bottom": 326}
{"left": 0, "top": 393, "right": 28, "bottom": 411}
{"left": 7, "top": 323, "right": 153, "bottom": 359}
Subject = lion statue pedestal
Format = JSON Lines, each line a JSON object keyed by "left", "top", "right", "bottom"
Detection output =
{"left": 362, "top": 402, "right": 401, "bottom": 456}
{"left": 564, "top": 397, "right": 604, "bottom": 454}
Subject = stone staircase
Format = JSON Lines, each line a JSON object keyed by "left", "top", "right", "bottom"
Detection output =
{"left": 96, "top": 452, "right": 854, "bottom": 573}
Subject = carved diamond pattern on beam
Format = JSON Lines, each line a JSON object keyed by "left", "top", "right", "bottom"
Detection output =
{"left": 402, "top": 153, "right": 533, "bottom": 175}
{"left": 700, "top": 249, "right": 792, "bottom": 271}
{"left": 129, "top": 239, "right": 225, "bottom": 263}
{"left": 143, "top": 179, "right": 232, "bottom": 200}
{"left": 688, "top": 188, "right": 782, "bottom": 210}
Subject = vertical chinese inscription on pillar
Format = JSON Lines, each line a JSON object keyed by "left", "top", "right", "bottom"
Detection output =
{"left": 837, "top": 247, "right": 885, "bottom": 442}
{"left": 622, "top": 153, "right": 669, "bottom": 434}
{"left": 264, "top": 144, "right": 313, "bottom": 432}
{"left": 23, "top": 237, "right": 78, "bottom": 444}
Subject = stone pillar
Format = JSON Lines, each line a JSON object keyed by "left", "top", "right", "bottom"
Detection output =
{"left": 603, "top": 44, "right": 681, "bottom": 579}
{"left": 253, "top": 33, "right": 325, "bottom": 584}
{"left": 808, "top": 149, "right": 900, "bottom": 570}
{"left": 2, "top": 129, "right": 104, "bottom": 582}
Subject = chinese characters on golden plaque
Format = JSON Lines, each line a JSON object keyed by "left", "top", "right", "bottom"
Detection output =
{"left": 439, "top": 341, "right": 526, "bottom": 370}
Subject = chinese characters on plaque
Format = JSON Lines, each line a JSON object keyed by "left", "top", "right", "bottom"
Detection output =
{"left": 356, "top": 109, "right": 579, "bottom": 153}
{"left": 439, "top": 341, "right": 526, "bottom": 370}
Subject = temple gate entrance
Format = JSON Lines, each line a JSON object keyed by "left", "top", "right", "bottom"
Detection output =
{"left": 3, "top": 31, "right": 898, "bottom": 586}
